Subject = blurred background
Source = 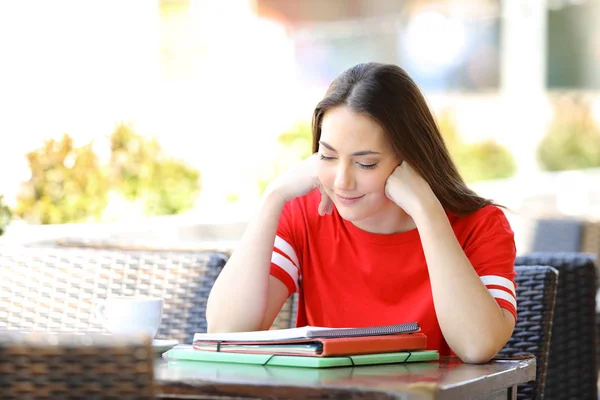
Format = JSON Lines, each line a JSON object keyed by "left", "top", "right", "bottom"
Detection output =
{"left": 0, "top": 0, "right": 599, "bottom": 254}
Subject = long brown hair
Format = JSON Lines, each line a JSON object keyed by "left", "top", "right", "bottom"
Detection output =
{"left": 312, "top": 62, "right": 495, "bottom": 215}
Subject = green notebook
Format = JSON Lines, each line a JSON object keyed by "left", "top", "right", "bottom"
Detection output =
{"left": 158, "top": 358, "right": 442, "bottom": 383}
{"left": 165, "top": 345, "right": 439, "bottom": 368}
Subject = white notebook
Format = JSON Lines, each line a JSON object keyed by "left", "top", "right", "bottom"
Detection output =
{"left": 193, "top": 322, "right": 420, "bottom": 343}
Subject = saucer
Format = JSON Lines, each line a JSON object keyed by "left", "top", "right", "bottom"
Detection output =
{"left": 152, "top": 339, "right": 179, "bottom": 354}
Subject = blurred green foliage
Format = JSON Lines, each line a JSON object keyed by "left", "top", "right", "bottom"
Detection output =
{"left": 16, "top": 124, "right": 201, "bottom": 224}
{"left": 109, "top": 124, "right": 201, "bottom": 216}
{"left": 276, "top": 120, "right": 313, "bottom": 161}
{"left": 0, "top": 195, "right": 12, "bottom": 235}
{"left": 538, "top": 100, "right": 600, "bottom": 171}
{"left": 257, "top": 120, "right": 312, "bottom": 195}
{"left": 109, "top": 124, "right": 162, "bottom": 200}
{"left": 15, "top": 134, "right": 109, "bottom": 224}
{"left": 437, "top": 111, "right": 517, "bottom": 182}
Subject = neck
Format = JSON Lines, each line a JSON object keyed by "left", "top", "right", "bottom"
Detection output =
{"left": 351, "top": 201, "right": 416, "bottom": 235}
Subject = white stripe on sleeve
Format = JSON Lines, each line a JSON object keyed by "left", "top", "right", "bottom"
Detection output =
{"left": 488, "top": 289, "right": 517, "bottom": 310}
{"left": 480, "top": 275, "right": 516, "bottom": 297}
{"left": 271, "top": 252, "right": 299, "bottom": 292}
{"left": 274, "top": 235, "right": 300, "bottom": 269}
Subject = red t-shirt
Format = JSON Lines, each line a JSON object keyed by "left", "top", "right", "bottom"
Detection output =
{"left": 270, "top": 189, "right": 517, "bottom": 356}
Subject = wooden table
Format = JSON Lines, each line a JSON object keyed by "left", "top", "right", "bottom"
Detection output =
{"left": 154, "top": 356, "right": 535, "bottom": 400}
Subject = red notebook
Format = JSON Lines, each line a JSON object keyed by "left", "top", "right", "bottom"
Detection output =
{"left": 193, "top": 332, "right": 427, "bottom": 357}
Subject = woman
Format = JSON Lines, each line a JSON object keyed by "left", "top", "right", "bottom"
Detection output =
{"left": 206, "top": 62, "right": 516, "bottom": 363}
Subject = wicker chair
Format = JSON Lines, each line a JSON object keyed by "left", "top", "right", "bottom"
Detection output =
{"left": 515, "top": 252, "right": 598, "bottom": 400}
{"left": 580, "top": 221, "right": 600, "bottom": 276}
{"left": 497, "top": 265, "right": 559, "bottom": 400}
{"left": 273, "top": 266, "right": 558, "bottom": 400}
{"left": 0, "top": 331, "right": 154, "bottom": 399}
{"left": 531, "top": 219, "right": 584, "bottom": 253}
{"left": 0, "top": 246, "right": 228, "bottom": 344}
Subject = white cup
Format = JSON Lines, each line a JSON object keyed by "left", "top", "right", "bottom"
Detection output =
{"left": 95, "top": 296, "right": 164, "bottom": 338}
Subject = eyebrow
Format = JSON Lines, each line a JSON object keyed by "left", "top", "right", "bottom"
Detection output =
{"left": 319, "top": 141, "right": 381, "bottom": 156}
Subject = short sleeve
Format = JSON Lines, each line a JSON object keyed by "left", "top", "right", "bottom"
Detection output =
{"left": 269, "top": 201, "right": 301, "bottom": 297}
{"left": 464, "top": 208, "right": 517, "bottom": 321}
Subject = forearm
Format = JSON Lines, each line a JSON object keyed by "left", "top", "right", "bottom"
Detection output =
{"left": 415, "top": 202, "right": 513, "bottom": 363}
{"left": 206, "top": 192, "right": 286, "bottom": 332}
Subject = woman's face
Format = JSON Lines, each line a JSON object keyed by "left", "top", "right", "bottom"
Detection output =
{"left": 317, "top": 106, "right": 401, "bottom": 226}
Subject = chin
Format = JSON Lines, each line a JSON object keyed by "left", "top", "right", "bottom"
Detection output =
{"left": 335, "top": 206, "right": 370, "bottom": 222}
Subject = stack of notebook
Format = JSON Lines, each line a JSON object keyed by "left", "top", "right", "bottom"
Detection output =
{"left": 165, "top": 322, "right": 439, "bottom": 368}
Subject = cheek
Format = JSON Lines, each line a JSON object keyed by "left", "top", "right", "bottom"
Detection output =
{"left": 360, "top": 172, "right": 388, "bottom": 194}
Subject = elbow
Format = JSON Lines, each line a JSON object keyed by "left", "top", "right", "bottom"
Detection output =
{"left": 205, "top": 294, "right": 238, "bottom": 333}
{"left": 206, "top": 323, "right": 223, "bottom": 334}
{"left": 457, "top": 347, "right": 497, "bottom": 364}
{"left": 205, "top": 314, "right": 220, "bottom": 333}
{"left": 205, "top": 303, "right": 233, "bottom": 333}
{"left": 205, "top": 313, "right": 219, "bottom": 333}
{"left": 453, "top": 320, "right": 514, "bottom": 364}
{"left": 205, "top": 302, "right": 218, "bottom": 333}
{"left": 206, "top": 313, "right": 262, "bottom": 334}
{"left": 206, "top": 319, "right": 236, "bottom": 334}
{"left": 205, "top": 311, "right": 240, "bottom": 334}
{"left": 454, "top": 336, "right": 506, "bottom": 364}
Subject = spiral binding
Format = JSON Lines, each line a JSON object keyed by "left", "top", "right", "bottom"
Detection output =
{"left": 306, "top": 322, "right": 420, "bottom": 339}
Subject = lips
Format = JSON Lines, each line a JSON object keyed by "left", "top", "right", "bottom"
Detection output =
{"left": 335, "top": 194, "right": 365, "bottom": 205}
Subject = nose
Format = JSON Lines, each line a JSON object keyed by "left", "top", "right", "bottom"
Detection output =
{"left": 333, "top": 164, "right": 356, "bottom": 191}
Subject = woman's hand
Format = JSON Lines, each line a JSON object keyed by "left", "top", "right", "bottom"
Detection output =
{"left": 384, "top": 161, "right": 440, "bottom": 218}
{"left": 265, "top": 154, "right": 333, "bottom": 216}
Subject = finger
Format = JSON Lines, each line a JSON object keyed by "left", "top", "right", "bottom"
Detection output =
{"left": 317, "top": 189, "right": 325, "bottom": 216}
{"left": 317, "top": 180, "right": 334, "bottom": 215}
{"left": 323, "top": 194, "right": 333, "bottom": 215}
{"left": 317, "top": 185, "right": 329, "bottom": 216}
{"left": 384, "top": 181, "right": 394, "bottom": 201}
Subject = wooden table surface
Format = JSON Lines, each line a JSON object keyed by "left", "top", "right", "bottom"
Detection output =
{"left": 154, "top": 355, "right": 536, "bottom": 400}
